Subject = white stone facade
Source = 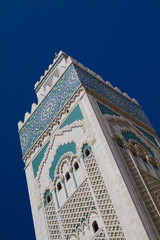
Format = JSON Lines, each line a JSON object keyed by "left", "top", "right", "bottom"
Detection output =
{"left": 19, "top": 51, "right": 160, "bottom": 240}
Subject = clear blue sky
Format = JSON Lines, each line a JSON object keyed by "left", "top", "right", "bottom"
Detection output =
{"left": 0, "top": 1, "right": 160, "bottom": 239}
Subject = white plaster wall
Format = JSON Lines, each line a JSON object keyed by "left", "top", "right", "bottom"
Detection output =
{"left": 56, "top": 180, "right": 66, "bottom": 207}
{"left": 73, "top": 160, "right": 84, "bottom": 186}
{"left": 79, "top": 231, "right": 86, "bottom": 240}
{"left": 70, "top": 236, "right": 77, "bottom": 240}
{"left": 84, "top": 225, "right": 91, "bottom": 240}
{"left": 25, "top": 164, "right": 49, "bottom": 240}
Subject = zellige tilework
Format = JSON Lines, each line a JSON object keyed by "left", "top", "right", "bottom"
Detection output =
{"left": 19, "top": 63, "right": 152, "bottom": 157}
{"left": 19, "top": 64, "right": 81, "bottom": 156}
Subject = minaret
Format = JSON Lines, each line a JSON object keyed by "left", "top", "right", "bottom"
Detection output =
{"left": 18, "top": 51, "right": 160, "bottom": 240}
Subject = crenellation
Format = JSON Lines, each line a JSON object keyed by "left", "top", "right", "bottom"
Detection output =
{"left": 34, "top": 81, "right": 39, "bottom": 88}
{"left": 18, "top": 120, "right": 23, "bottom": 130}
{"left": 48, "top": 64, "right": 52, "bottom": 70}
{"left": 132, "top": 98, "right": 140, "bottom": 106}
{"left": 114, "top": 87, "right": 122, "bottom": 94}
{"left": 106, "top": 80, "right": 114, "bottom": 88}
{"left": 31, "top": 103, "right": 38, "bottom": 114}
{"left": 96, "top": 75, "right": 104, "bottom": 82}
{"left": 24, "top": 111, "right": 31, "bottom": 122}
{"left": 123, "top": 92, "right": 131, "bottom": 100}
{"left": 77, "top": 62, "right": 86, "bottom": 71}
{"left": 86, "top": 69, "right": 97, "bottom": 78}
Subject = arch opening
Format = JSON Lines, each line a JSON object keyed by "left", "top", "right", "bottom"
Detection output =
{"left": 92, "top": 221, "right": 99, "bottom": 233}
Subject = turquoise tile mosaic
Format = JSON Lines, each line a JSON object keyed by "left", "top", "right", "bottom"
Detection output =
{"left": 74, "top": 65, "right": 152, "bottom": 128}
{"left": 59, "top": 105, "right": 84, "bottom": 129}
{"left": 19, "top": 64, "right": 81, "bottom": 156}
{"left": 19, "top": 63, "right": 152, "bottom": 157}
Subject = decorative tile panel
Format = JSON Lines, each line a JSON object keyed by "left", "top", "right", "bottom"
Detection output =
{"left": 74, "top": 65, "right": 152, "bottom": 127}
{"left": 19, "top": 64, "right": 81, "bottom": 156}
{"left": 19, "top": 63, "right": 152, "bottom": 157}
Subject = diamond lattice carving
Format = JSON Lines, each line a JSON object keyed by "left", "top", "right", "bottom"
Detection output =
{"left": 120, "top": 147, "right": 160, "bottom": 234}
{"left": 60, "top": 179, "right": 97, "bottom": 239}
{"left": 45, "top": 200, "right": 62, "bottom": 239}
{"left": 84, "top": 153, "right": 126, "bottom": 240}
{"left": 93, "top": 229, "right": 106, "bottom": 240}
{"left": 140, "top": 169, "right": 160, "bottom": 209}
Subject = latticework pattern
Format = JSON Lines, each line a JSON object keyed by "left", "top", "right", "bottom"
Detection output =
{"left": 84, "top": 153, "right": 126, "bottom": 240}
{"left": 93, "top": 229, "right": 106, "bottom": 240}
{"left": 45, "top": 200, "right": 62, "bottom": 239}
{"left": 60, "top": 179, "right": 97, "bottom": 239}
{"left": 43, "top": 68, "right": 59, "bottom": 91}
{"left": 120, "top": 148, "right": 160, "bottom": 235}
{"left": 140, "top": 169, "right": 160, "bottom": 208}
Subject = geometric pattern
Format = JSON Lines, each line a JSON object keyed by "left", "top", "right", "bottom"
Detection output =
{"left": 19, "top": 64, "right": 81, "bottom": 156}
{"left": 59, "top": 179, "right": 97, "bottom": 239}
{"left": 84, "top": 152, "right": 126, "bottom": 240}
{"left": 119, "top": 147, "right": 160, "bottom": 235}
{"left": 75, "top": 65, "right": 152, "bottom": 127}
{"left": 43, "top": 68, "right": 59, "bottom": 92}
{"left": 45, "top": 200, "right": 62, "bottom": 239}
{"left": 19, "top": 62, "right": 152, "bottom": 156}
{"left": 140, "top": 169, "right": 160, "bottom": 208}
{"left": 94, "top": 230, "right": 107, "bottom": 240}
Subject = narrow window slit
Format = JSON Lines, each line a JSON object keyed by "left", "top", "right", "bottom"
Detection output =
{"left": 65, "top": 172, "right": 71, "bottom": 181}
{"left": 92, "top": 221, "right": 99, "bottom": 233}
{"left": 57, "top": 182, "right": 62, "bottom": 191}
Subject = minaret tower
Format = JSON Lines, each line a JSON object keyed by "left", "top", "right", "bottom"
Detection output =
{"left": 18, "top": 51, "right": 160, "bottom": 240}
